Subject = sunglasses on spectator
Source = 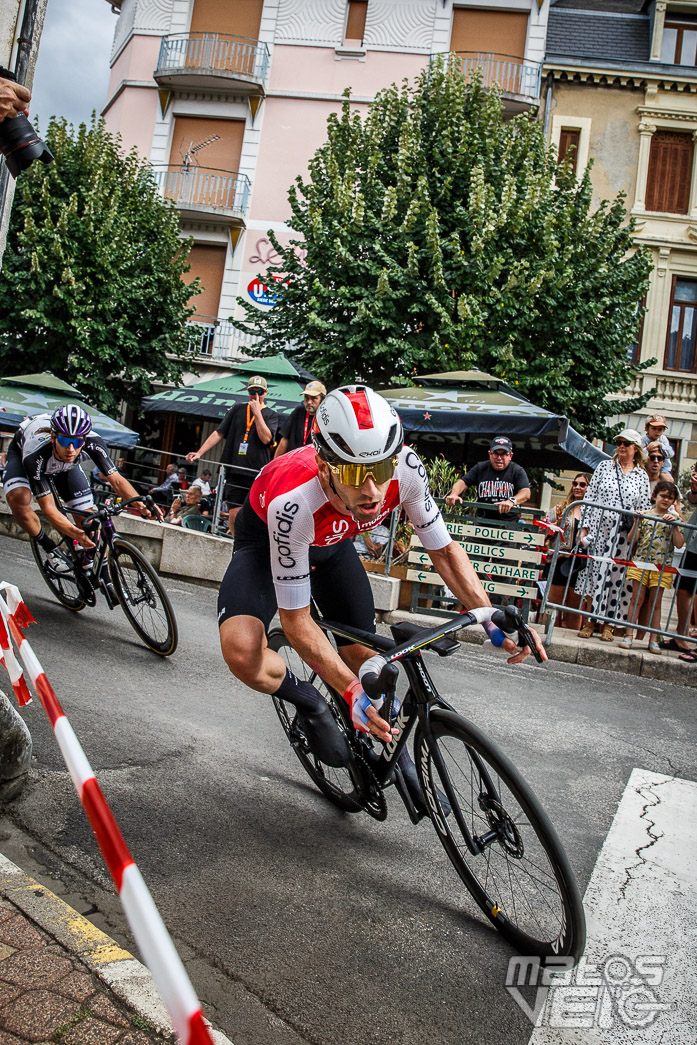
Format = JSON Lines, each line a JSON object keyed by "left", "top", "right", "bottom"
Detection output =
{"left": 54, "top": 434, "right": 85, "bottom": 449}
{"left": 490, "top": 450, "right": 512, "bottom": 457}
{"left": 572, "top": 481, "right": 588, "bottom": 488}
{"left": 248, "top": 389, "right": 264, "bottom": 397}
{"left": 648, "top": 454, "right": 665, "bottom": 461}
{"left": 615, "top": 440, "right": 633, "bottom": 447}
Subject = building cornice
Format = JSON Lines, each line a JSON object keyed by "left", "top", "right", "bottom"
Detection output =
{"left": 544, "top": 56, "right": 697, "bottom": 92}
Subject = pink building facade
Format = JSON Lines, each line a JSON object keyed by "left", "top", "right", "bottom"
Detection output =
{"left": 103, "top": 0, "right": 548, "bottom": 368}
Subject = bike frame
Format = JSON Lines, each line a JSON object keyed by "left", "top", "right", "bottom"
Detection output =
{"left": 316, "top": 611, "right": 499, "bottom": 846}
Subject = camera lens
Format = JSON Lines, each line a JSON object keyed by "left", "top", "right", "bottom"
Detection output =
{"left": 0, "top": 112, "right": 53, "bottom": 179}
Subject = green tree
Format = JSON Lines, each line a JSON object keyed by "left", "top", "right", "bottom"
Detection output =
{"left": 0, "top": 116, "right": 200, "bottom": 414}
{"left": 235, "top": 58, "right": 653, "bottom": 440}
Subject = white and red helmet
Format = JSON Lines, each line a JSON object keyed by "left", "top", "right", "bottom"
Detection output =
{"left": 312, "top": 385, "right": 403, "bottom": 464}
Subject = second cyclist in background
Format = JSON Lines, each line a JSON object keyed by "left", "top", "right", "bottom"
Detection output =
{"left": 4, "top": 405, "right": 153, "bottom": 572}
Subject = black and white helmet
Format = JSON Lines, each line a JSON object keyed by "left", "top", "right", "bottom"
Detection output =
{"left": 312, "top": 385, "right": 403, "bottom": 464}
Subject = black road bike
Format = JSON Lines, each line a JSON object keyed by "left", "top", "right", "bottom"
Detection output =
{"left": 31, "top": 493, "right": 178, "bottom": 656}
{"left": 268, "top": 607, "right": 586, "bottom": 962}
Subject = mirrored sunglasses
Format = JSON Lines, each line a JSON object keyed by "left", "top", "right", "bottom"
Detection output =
{"left": 249, "top": 389, "right": 264, "bottom": 396}
{"left": 328, "top": 456, "right": 399, "bottom": 487}
{"left": 54, "top": 434, "right": 85, "bottom": 449}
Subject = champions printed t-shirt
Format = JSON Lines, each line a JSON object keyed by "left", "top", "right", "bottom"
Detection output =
{"left": 461, "top": 459, "right": 530, "bottom": 517}
{"left": 249, "top": 444, "right": 451, "bottom": 610}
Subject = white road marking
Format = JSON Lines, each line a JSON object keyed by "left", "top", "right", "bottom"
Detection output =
{"left": 526, "top": 768, "right": 697, "bottom": 1043}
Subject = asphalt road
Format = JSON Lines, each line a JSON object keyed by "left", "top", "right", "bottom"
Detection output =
{"left": 0, "top": 532, "right": 695, "bottom": 1045}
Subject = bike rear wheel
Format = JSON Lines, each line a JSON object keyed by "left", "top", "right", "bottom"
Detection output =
{"left": 108, "top": 538, "right": 178, "bottom": 656}
{"left": 415, "top": 709, "right": 586, "bottom": 962}
{"left": 267, "top": 628, "right": 369, "bottom": 813}
{"left": 30, "top": 538, "right": 86, "bottom": 611}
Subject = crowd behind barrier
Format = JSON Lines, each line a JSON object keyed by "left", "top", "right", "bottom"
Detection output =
{"left": 542, "top": 500, "right": 697, "bottom": 651}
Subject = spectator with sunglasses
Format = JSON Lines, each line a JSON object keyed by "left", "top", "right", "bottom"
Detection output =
{"left": 216, "top": 386, "right": 546, "bottom": 814}
{"left": 543, "top": 473, "right": 591, "bottom": 630}
{"left": 186, "top": 375, "right": 278, "bottom": 536}
{"left": 644, "top": 441, "right": 673, "bottom": 494}
{"left": 641, "top": 414, "right": 674, "bottom": 473}
{"left": 3, "top": 406, "right": 150, "bottom": 572}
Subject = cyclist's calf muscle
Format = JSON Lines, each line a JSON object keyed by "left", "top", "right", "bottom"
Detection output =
{"left": 5, "top": 487, "right": 42, "bottom": 538}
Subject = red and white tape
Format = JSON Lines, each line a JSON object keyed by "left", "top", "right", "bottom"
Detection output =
{"left": 0, "top": 583, "right": 214, "bottom": 1045}
{"left": 533, "top": 519, "right": 680, "bottom": 576}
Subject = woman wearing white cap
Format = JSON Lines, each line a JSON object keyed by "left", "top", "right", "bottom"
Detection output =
{"left": 575, "top": 429, "right": 651, "bottom": 642}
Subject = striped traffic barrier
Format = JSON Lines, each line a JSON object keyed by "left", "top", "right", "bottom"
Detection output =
{"left": 0, "top": 582, "right": 215, "bottom": 1045}
{"left": 533, "top": 518, "right": 681, "bottom": 575}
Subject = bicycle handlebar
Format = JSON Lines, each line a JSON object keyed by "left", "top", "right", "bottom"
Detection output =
{"left": 82, "top": 495, "right": 161, "bottom": 531}
{"left": 361, "top": 661, "right": 399, "bottom": 701}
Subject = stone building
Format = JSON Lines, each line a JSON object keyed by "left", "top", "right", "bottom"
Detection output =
{"left": 543, "top": 0, "right": 697, "bottom": 470}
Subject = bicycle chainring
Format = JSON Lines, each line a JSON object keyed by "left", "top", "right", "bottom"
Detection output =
{"left": 350, "top": 748, "right": 388, "bottom": 822}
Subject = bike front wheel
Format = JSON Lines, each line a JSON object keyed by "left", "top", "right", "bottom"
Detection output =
{"left": 31, "top": 538, "right": 86, "bottom": 611}
{"left": 415, "top": 709, "right": 586, "bottom": 962}
{"left": 108, "top": 539, "right": 178, "bottom": 656}
{"left": 267, "top": 628, "right": 369, "bottom": 813}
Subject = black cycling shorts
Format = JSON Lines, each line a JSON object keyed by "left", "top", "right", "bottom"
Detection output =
{"left": 677, "top": 549, "right": 697, "bottom": 596}
{"left": 3, "top": 446, "right": 94, "bottom": 512}
{"left": 217, "top": 499, "right": 376, "bottom": 645}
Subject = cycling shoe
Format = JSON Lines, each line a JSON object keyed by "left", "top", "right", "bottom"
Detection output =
{"left": 46, "top": 549, "right": 73, "bottom": 575}
{"left": 398, "top": 749, "right": 451, "bottom": 818}
{"left": 296, "top": 702, "right": 351, "bottom": 768}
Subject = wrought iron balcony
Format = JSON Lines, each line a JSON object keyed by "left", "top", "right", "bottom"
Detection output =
{"left": 152, "top": 165, "right": 250, "bottom": 223}
{"left": 187, "top": 318, "right": 258, "bottom": 363}
{"left": 434, "top": 52, "right": 542, "bottom": 106}
{"left": 155, "top": 33, "right": 269, "bottom": 93}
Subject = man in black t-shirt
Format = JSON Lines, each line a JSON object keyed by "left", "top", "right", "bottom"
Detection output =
{"left": 274, "top": 380, "right": 327, "bottom": 457}
{"left": 445, "top": 436, "right": 531, "bottom": 520}
{"left": 186, "top": 375, "right": 279, "bottom": 535}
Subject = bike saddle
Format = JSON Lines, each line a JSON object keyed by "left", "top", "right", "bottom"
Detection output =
{"left": 390, "top": 621, "right": 460, "bottom": 657}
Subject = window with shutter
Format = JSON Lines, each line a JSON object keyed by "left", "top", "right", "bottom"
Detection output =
{"left": 344, "top": 1, "right": 368, "bottom": 45}
{"left": 664, "top": 277, "right": 697, "bottom": 372}
{"left": 558, "top": 129, "right": 581, "bottom": 175}
{"left": 645, "top": 131, "right": 693, "bottom": 213}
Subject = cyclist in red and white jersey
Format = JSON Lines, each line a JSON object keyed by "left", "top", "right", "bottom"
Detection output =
{"left": 218, "top": 386, "right": 545, "bottom": 801}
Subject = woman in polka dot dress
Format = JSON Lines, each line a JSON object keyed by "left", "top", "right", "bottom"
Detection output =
{"left": 575, "top": 429, "right": 651, "bottom": 641}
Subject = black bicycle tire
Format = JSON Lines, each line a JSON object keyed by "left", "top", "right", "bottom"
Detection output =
{"left": 108, "top": 538, "right": 178, "bottom": 656}
{"left": 267, "top": 628, "right": 365, "bottom": 812}
{"left": 30, "top": 538, "right": 86, "bottom": 611}
{"left": 415, "top": 709, "right": 586, "bottom": 962}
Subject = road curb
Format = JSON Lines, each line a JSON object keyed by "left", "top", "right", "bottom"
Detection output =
{"left": 0, "top": 852, "right": 234, "bottom": 1044}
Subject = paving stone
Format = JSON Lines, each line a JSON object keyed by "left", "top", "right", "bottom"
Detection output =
{"left": 0, "top": 982, "right": 21, "bottom": 1007}
{"left": 63, "top": 1016, "right": 123, "bottom": 1045}
{"left": 0, "top": 948, "right": 73, "bottom": 989}
{"left": 85, "top": 995, "right": 128, "bottom": 1027}
{"left": 0, "top": 989, "right": 76, "bottom": 1041}
{"left": 55, "top": 971, "right": 95, "bottom": 1004}
{"left": 0, "top": 948, "right": 15, "bottom": 964}
{"left": 0, "top": 916, "right": 46, "bottom": 951}
{"left": 0, "top": 1031, "right": 24, "bottom": 1045}
{"left": 116, "top": 1033, "right": 161, "bottom": 1045}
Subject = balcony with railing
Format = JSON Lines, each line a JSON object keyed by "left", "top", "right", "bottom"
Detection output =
{"left": 188, "top": 318, "right": 258, "bottom": 363}
{"left": 152, "top": 165, "right": 250, "bottom": 224}
{"left": 155, "top": 33, "right": 270, "bottom": 94}
{"left": 434, "top": 52, "right": 542, "bottom": 110}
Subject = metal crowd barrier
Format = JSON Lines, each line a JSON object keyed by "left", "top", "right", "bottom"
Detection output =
{"left": 541, "top": 499, "right": 697, "bottom": 646}
{"left": 405, "top": 501, "right": 547, "bottom": 620}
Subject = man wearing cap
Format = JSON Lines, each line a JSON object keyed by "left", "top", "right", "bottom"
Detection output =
{"left": 274, "top": 381, "right": 327, "bottom": 457}
{"left": 642, "top": 415, "right": 674, "bottom": 474}
{"left": 186, "top": 376, "right": 278, "bottom": 535}
{"left": 445, "top": 437, "right": 531, "bottom": 519}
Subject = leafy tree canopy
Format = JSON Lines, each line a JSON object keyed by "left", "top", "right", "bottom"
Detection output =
{"left": 235, "top": 59, "right": 654, "bottom": 440}
{"left": 0, "top": 116, "right": 200, "bottom": 414}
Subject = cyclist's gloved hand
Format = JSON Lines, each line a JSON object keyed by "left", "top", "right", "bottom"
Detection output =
{"left": 344, "top": 678, "right": 380, "bottom": 733}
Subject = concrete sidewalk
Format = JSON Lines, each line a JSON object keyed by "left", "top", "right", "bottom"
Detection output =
{"left": 0, "top": 854, "right": 231, "bottom": 1045}
{"left": 382, "top": 609, "right": 697, "bottom": 688}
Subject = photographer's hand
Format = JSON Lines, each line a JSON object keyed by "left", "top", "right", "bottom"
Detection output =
{"left": 0, "top": 78, "right": 30, "bottom": 121}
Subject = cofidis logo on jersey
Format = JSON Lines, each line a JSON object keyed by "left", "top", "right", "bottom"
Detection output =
{"left": 247, "top": 273, "right": 289, "bottom": 307}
